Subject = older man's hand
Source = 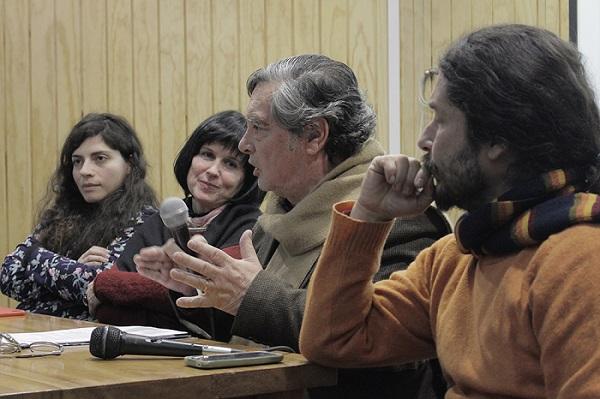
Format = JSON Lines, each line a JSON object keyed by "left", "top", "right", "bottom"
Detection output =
{"left": 167, "top": 230, "right": 262, "bottom": 316}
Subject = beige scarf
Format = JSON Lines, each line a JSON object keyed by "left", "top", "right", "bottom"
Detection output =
{"left": 256, "top": 139, "right": 385, "bottom": 287}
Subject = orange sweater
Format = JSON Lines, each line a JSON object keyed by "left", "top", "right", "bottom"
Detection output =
{"left": 300, "top": 201, "right": 600, "bottom": 398}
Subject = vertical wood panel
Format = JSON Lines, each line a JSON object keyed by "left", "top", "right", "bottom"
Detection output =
{"left": 132, "top": 0, "right": 161, "bottom": 192}
{"left": 431, "top": 0, "right": 452, "bottom": 62}
{"left": 399, "top": 0, "right": 416, "bottom": 157}
{"left": 5, "top": 0, "right": 33, "bottom": 249}
{"left": 559, "top": 0, "right": 569, "bottom": 40}
{"left": 55, "top": 0, "right": 82, "bottom": 149}
{"left": 452, "top": 0, "right": 472, "bottom": 40}
{"left": 30, "top": 0, "right": 58, "bottom": 205}
{"left": 186, "top": 0, "right": 213, "bottom": 130}
{"left": 212, "top": 0, "right": 240, "bottom": 112}
{"left": 81, "top": 0, "right": 108, "bottom": 112}
{"left": 238, "top": 0, "right": 265, "bottom": 109}
{"left": 320, "top": 0, "right": 348, "bottom": 63}
{"left": 107, "top": 0, "right": 134, "bottom": 121}
{"left": 265, "top": 0, "right": 293, "bottom": 63}
{"left": 374, "top": 0, "right": 388, "bottom": 150}
{"left": 492, "top": 0, "right": 515, "bottom": 23}
{"left": 545, "top": 0, "right": 561, "bottom": 33}
{"left": 538, "top": 0, "right": 547, "bottom": 27}
{"left": 0, "top": 0, "right": 8, "bottom": 277}
{"left": 159, "top": 0, "right": 186, "bottom": 198}
{"left": 515, "top": 0, "right": 537, "bottom": 25}
{"left": 472, "top": 0, "right": 493, "bottom": 28}
{"left": 411, "top": 0, "right": 432, "bottom": 156}
{"left": 349, "top": 0, "right": 379, "bottom": 141}
{"left": 293, "top": 0, "right": 320, "bottom": 54}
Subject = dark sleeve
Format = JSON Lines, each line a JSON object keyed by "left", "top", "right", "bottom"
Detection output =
{"left": 231, "top": 206, "right": 451, "bottom": 351}
{"left": 116, "top": 213, "right": 169, "bottom": 272}
{"left": 2, "top": 233, "right": 114, "bottom": 303}
{"left": 1, "top": 233, "right": 46, "bottom": 301}
{"left": 232, "top": 271, "right": 306, "bottom": 350}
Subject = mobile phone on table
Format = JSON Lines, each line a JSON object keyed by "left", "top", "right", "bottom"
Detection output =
{"left": 185, "top": 351, "right": 283, "bottom": 369}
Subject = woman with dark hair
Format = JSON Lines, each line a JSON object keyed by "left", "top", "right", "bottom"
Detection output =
{"left": 88, "top": 110, "right": 263, "bottom": 338}
{"left": 0, "top": 113, "right": 158, "bottom": 319}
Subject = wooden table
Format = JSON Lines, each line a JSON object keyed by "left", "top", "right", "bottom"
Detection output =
{"left": 0, "top": 313, "right": 336, "bottom": 399}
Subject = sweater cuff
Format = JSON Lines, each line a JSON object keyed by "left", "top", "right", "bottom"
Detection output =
{"left": 330, "top": 201, "right": 394, "bottom": 256}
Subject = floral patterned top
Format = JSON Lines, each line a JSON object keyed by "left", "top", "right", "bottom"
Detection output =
{"left": 0, "top": 206, "right": 156, "bottom": 320}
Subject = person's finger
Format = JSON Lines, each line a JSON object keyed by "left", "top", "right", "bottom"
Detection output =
{"left": 190, "top": 234, "right": 208, "bottom": 244}
{"left": 368, "top": 156, "right": 387, "bottom": 177}
{"left": 186, "top": 238, "right": 232, "bottom": 269}
{"left": 137, "top": 264, "right": 161, "bottom": 278}
{"left": 91, "top": 246, "right": 110, "bottom": 256}
{"left": 381, "top": 157, "right": 399, "bottom": 185}
{"left": 79, "top": 254, "right": 109, "bottom": 265}
{"left": 137, "top": 245, "right": 170, "bottom": 262}
{"left": 88, "top": 254, "right": 109, "bottom": 262}
{"left": 239, "top": 230, "right": 258, "bottom": 262}
{"left": 416, "top": 176, "right": 435, "bottom": 209}
{"left": 134, "top": 255, "right": 160, "bottom": 271}
{"left": 170, "top": 268, "right": 213, "bottom": 298}
{"left": 162, "top": 238, "right": 184, "bottom": 258}
{"left": 414, "top": 166, "right": 431, "bottom": 192}
{"left": 390, "top": 156, "right": 410, "bottom": 192}
{"left": 133, "top": 254, "right": 144, "bottom": 268}
{"left": 84, "top": 261, "right": 103, "bottom": 266}
{"left": 176, "top": 294, "right": 211, "bottom": 309}
{"left": 402, "top": 159, "right": 423, "bottom": 196}
{"left": 170, "top": 267, "right": 210, "bottom": 288}
{"left": 82, "top": 246, "right": 110, "bottom": 258}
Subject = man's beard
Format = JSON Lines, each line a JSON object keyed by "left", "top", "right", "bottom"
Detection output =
{"left": 421, "top": 144, "right": 491, "bottom": 212}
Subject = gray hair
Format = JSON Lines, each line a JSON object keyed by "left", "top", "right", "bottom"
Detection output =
{"left": 246, "top": 54, "right": 376, "bottom": 165}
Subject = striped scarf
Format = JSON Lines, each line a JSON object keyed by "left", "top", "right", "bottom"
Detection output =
{"left": 455, "top": 169, "right": 600, "bottom": 256}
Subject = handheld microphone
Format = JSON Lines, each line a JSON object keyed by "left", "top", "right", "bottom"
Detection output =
{"left": 89, "top": 326, "right": 205, "bottom": 359}
{"left": 159, "top": 197, "right": 193, "bottom": 255}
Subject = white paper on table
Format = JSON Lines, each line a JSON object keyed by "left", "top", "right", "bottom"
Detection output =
{"left": 7, "top": 326, "right": 189, "bottom": 347}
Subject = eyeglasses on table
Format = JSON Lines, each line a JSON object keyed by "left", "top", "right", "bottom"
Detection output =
{"left": 0, "top": 332, "right": 63, "bottom": 358}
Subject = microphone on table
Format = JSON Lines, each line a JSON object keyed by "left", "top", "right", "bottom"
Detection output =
{"left": 89, "top": 326, "right": 208, "bottom": 359}
{"left": 159, "top": 197, "right": 195, "bottom": 255}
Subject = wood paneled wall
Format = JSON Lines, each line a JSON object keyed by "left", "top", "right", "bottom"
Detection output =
{"left": 0, "top": 0, "right": 388, "bottom": 306}
{"left": 0, "top": 0, "right": 569, "bottom": 307}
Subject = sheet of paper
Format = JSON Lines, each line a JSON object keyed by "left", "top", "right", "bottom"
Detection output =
{"left": 6, "top": 326, "right": 189, "bottom": 347}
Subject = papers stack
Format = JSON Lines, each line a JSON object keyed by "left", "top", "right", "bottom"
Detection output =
{"left": 7, "top": 326, "right": 189, "bottom": 347}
